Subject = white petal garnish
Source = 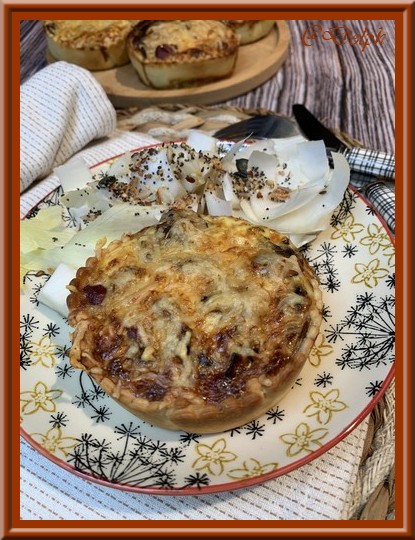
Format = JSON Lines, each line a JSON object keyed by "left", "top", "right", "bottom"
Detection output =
{"left": 221, "top": 137, "right": 251, "bottom": 170}
{"left": 267, "top": 153, "right": 350, "bottom": 234}
{"left": 37, "top": 262, "right": 76, "bottom": 317}
{"left": 204, "top": 190, "right": 232, "bottom": 216}
{"left": 24, "top": 135, "right": 351, "bottom": 299}
{"left": 106, "top": 151, "right": 133, "bottom": 181}
{"left": 186, "top": 130, "right": 218, "bottom": 153}
{"left": 56, "top": 204, "right": 165, "bottom": 269}
{"left": 221, "top": 172, "right": 237, "bottom": 202}
{"left": 239, "top": 198, "right": 260, "bottom": 224}
{"left": 248, "top": 150, "right": 280, "bottom": 180}
{"left": 292, "top": 140, "right": 329, "bottom": 182}
{"left": 54, "top": 156, "right": 94, "bottom": 193}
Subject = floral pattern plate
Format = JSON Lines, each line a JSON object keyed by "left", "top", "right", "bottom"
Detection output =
{"left": 20, "top": 156, "right": 395, "bottom": 495}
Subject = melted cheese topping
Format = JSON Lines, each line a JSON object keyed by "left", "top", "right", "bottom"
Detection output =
{"left": 127, "top": 20, "right": 238, "bottom": 64}
{"left": 44, "top": 20, "right": 136, "bottom": 48}
{"left": 68, "top": 210, "right": 322, "bottom": 410}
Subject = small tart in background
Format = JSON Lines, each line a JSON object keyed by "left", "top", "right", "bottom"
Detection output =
{"left": 222, "top": 20, "right": 275, "bottom": 45}
{"left": 44, "top": 20, "right": 137, "bottom": 70}
{"left": 126, "top": 20, "right": 239, "bottom": 89}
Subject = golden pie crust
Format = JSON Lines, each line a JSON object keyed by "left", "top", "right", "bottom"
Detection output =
{"left": 126, "top": 20, "right": 239, "bottom": 89}
{"left": 67, "top": 210, "right": 323, "bottom": 433}
{"left": 222, "top": 20, "right": 275, "bottom": 44}
{"left": 44, "top": 20, "right": 137, "bottom": 70}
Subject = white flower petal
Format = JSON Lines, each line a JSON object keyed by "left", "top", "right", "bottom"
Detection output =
{"left": 294, "top": 140, "right": 329, "bottom": 182}
{"left": 106, "top": 151, "right": 133, "bottom": 180}
{"left": 54, "top": 156, "right": 94, "bottom": 193}
{"left": 204, "top": 190, "right": 232, "bottom": 216}
{"left": 186, "top": 130, "right": 218, "bottom": 152}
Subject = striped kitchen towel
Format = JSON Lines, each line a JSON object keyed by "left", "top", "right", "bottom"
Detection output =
{"left": 20, "top": 61, "right": 117, "bottom": 193}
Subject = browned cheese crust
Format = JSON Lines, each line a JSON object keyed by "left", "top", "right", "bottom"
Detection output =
{"left": 67, "top": 210, "right": 323, "bottom": 433}
{"left": 44, "top": 20, "right": 137, "bottom": 70}
{"left": 126, "top": 20, "right": 239, "bottom": 89}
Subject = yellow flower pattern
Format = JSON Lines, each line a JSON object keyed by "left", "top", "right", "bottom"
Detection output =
{"left": 280, "top": 423, "right": 329, "bottom": 457}
{"left": 303, "top": 389, "right": 347, "bottom": 425}
{"left": 360, "top": 223, "right": 390, "bottom": 255}
{"left": 352, "top": 258, "right": 389, "bottom": 288}
{"left": 383, "top": 244, "right": 395, "bottom": 268}
{"left": 20, "top": 381, "right": 62, "bottom": 417}
{"left": 30, "top": 426, "right": 78, "bottom": 459}
{"left": 30, "top": 336, "right": 58, "bottom": 368}
{"left": 331, "top": 215, "right": 365, "bottom": 242}
{"left": 192, "top": 438, "right": 237, "bottom": 476}
{"left": 227, "top": 458, "right": 278, "bottom": 480}
{"left": 308, "top": 334, "right": 333, "bottom": 367}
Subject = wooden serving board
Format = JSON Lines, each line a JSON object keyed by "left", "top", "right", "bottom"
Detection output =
{"left": 90, "top": 21, "right": 291, "bottom": 108}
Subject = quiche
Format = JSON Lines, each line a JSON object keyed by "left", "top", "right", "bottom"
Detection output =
{"left": 44, "top": 20, "right": 137, "bottom": 70}
{"left": 126, "top": 20, "right": 239, "bottom": 89}
{"left": 67, "top": 210, "right": 323, "bottom": 433}
{"left": 222, "top": 20, "right": 275, "bottom": 45}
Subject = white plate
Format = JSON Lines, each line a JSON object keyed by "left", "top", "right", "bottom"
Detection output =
{"left": 20, "top": 152, "right": 395, "bottom": 495}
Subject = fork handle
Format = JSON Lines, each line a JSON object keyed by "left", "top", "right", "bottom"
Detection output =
{"left": 343, "top": 147, "right": 395, "bottom": 181}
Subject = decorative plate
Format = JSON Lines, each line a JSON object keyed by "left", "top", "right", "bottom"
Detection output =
{"left": 20, "top": 154, "right": 395, "bottom": 495}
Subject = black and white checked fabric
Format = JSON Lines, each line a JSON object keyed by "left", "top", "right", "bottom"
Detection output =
{"left": 365, "top": 181, "right": 395, "bottom": 234}
{"left": 344, "top": 147, "right": 395, "bottom": 181}
{"left": 349, "top": 169, "right": 395, "bottom": 235}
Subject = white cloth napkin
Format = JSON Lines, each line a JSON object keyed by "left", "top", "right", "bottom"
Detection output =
{"left": 20, "top": 61, "right": 117, "bottom": 193}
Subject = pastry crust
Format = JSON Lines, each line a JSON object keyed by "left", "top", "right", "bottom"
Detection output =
{"left": 67, "top": 210, "right": 323, "bottom": 433}
{"left": 222, "top": 20, "right": 275, "bottom": 45}
{"left": 126, "top": 20, "right": 239, "bottom": 89}
{"left": 44, "top": 20, "right": 137, "bottom": 70}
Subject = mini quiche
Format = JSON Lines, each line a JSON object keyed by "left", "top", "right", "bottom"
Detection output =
{"left": 67, "top": 210, "right": 323, "bottom": 433}
{"left": 44, "top": 20, "right": 137, "bottom": 70}
{"left": 126, "top": 20, "right": 239, "bottom": 89}
{"left": 222, "top": 20, "right": 275, "bottom": 45}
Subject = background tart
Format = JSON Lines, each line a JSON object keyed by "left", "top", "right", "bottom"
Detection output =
{"left": 126, "top": 20, "right": 239, "bottom": 89}
{"left": 67, "top": 210, "right": 323, "bottom": 434}
{"left": 44, "top": 20, "right": 137, "bottom": 70}
{"left": 222, "top": 20, "right": 275, "bottom": 44}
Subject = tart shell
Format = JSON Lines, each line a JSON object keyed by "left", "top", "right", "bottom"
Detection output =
{"left": 44, "top": 20, "right": 136, "bottom": 70}
{"left": 126, "top": 20, "right": 239, "bottom": 89}
{"left": 223, "top": 20, "right": 275, "bottom": 45}
{"left": 67, "top": 210, "right": 323, "bottom": 434}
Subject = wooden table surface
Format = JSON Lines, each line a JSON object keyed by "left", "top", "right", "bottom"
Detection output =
{"left": 224, "top": 20, "right": 395, "bottom": 155}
